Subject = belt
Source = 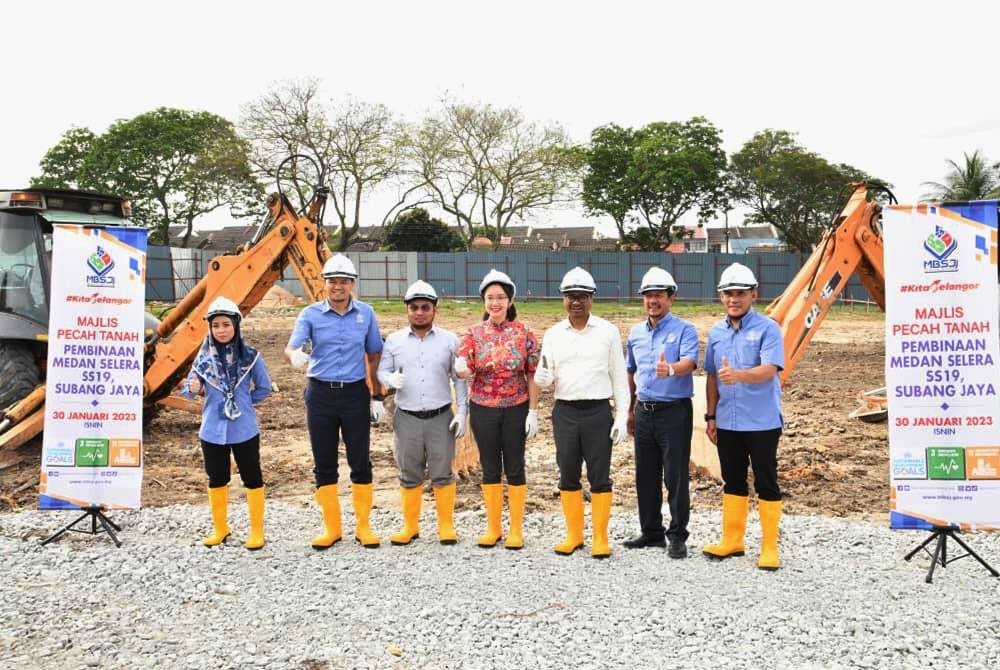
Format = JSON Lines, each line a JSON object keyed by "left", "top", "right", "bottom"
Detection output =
{"left": 636, "top": 398, "right": 688, "bottom": 412}
{"left": 556, "top": 399, "right": 609, "bottom": 410}
{"left": 309, "top": 378, "right": 366, "bottom": 389}
{"left": 397, "top": 404, "right": 452, "bottom": 420}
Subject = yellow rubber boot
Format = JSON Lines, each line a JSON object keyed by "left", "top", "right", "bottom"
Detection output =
{"left": 352, "top": 483, "right": 381, "bottom": 548}
{"left": 477, "top": 483, "right": 504, "bottom": 547}
{"left": 244, "top": 486, "right": 266, "bottom": 551}
{"left": 390, "top": 486, "right": 422, "bottom": 545}
{"left": 757, "top": 500, "right": 782, "bottom": 571}
{"left": 590, "top": 491, "right": 612, "bottom": 559}
{"left": 311, "top": 484, "right": 343, "bottom": 550}
{"left": 554, "top": 489, "right": 585, "bottom": 555}
{"left": 203, "top": 485, "right": 231, "bottom": 546}
{"left": 434, "top": 483, "right": 458, "bottom": 545}
{"left": 505, "top": 484, "right": 526, "bottom": 550}
{"left": 703, "top": 494, "right": 749, "bottom": 559}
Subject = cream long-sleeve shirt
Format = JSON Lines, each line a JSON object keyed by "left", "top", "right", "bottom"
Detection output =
{"left": 539, "top": 314, "right": 630, "bottom": 421}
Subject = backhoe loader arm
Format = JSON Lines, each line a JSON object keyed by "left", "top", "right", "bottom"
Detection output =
{"left": 143, "top": 191, "right": 331, "bottom": 403}
{"left": 765, "top": 183, "right": 886, "bottom": 385}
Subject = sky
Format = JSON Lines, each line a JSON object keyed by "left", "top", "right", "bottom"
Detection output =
{"left": 2, "top": 0, "right": 997, "bottom": 235}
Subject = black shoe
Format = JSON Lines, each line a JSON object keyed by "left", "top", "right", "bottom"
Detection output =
{"left": 668, "top": 539, "right": 688, "bottom": 559}
{"left": 623, "top": 534, "right": 666, "bottom": 549}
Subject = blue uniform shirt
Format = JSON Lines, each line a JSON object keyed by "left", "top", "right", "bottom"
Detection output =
{"left": 703, "top": 308, "right": 784, "bottom": 431}
{"left": 626, "top": 313, "right": 699, "bottom": 402}
{"left": 184, "top": 352, "right": 272, "bottom": 444}
{"left": 288, "top": 299, "right": 383, "bottom": 382}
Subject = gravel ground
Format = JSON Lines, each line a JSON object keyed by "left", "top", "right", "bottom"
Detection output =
{"left": 2, "top": 502, "right": 999, "bottom": 670}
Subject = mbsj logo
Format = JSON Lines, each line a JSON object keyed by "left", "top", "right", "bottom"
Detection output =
{"left": 923, "top": 226, "right": 958, "bottom": 273}
{"left": 86, "top": 246, "right": 116, "bottom": 288}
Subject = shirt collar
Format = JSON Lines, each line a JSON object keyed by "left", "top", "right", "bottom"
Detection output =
{"left": 561, "top": 315, "right": 595, "bottom": 331}
{"left": 408, "top": 325, "right": 437, "bottom": 338}
{"left": 321, "top": 298, "right": 355, "bottom": 315}
{"left": 645, "top": 312, "right": 673, "bottom": 332}
{"left": 726, "top": 307, "right": 758, "bottom": 330}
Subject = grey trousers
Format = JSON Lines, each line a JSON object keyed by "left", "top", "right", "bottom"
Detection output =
{"left": 393, "top": 408, "right": 456, "bottom": 488}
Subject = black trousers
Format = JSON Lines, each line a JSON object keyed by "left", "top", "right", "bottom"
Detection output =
{"left": 201, "top": 434, "right": 263, "bottom": 489}
{"left": 633, "top": 399, "right": 692, "bottom": 541}
{"left": 304, "top": 380, "right": 372, "bottom": 487}
{"left": 552, "top": 399, "right": 612, "bottom": 493}
{"left": 715, "top": 427, "right": 782, "bottom": 501}
{"left": 469, "top": 401, "right": 528, "bottom": 485}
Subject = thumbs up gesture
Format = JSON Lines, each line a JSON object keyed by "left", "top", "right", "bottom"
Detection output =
{"left": 533, "top": 353, "right": 554, "bottom": 388}
{"left": 655, "top": 351, "right": 673, "bottom": 378}
{"left": 718, "top": 355, "right": 737, "bottom": 385}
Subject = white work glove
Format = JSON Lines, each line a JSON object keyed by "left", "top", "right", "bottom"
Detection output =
{"left": 370, "top": 400, "right": 385, "bottom": 424}
{"left": 610, "top": 416, "right": 628, "bottom": 446}
{"left": 387, "top": 368, "right": 405, "bottom": 390}
{"left": 533, "top": 354, "right": 553, "bottom": 388}
{"left": 525, "top": 409, "right": 538, "bottom": 440}
{"left": 289, "top": 347, "right": 309, "bottom": 370}
{"left": 454, "top": 356, "right": 469, "bottom": 375}
{"left": 449, "top": 411, "right": 467, "bottom": 438}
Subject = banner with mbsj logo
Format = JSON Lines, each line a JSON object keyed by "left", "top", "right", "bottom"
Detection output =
{"left": 883, "top": 203, "right": 1000, "bottom": 530}
{"left": 40, "top": 225, "right": 147, "bottom": 510}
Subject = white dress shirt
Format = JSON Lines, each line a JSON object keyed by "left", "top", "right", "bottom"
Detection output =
{"left": 540, "top": 315, "right": 630, "bottom": 418}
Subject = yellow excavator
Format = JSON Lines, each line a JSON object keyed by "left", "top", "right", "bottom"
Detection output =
{"left": 0, "top": 160, "right": 341, "bottom": 451}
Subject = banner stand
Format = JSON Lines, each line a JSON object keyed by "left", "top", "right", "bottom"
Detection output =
{"left": 40, "top": 505, "right": 123, "bottom": 548}
{"left": 903, "top": 525, "right": 998, "bottom": 584}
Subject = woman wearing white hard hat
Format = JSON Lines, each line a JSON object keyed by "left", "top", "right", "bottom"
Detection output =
{"left": 182, "top": 296, "right": 273, "bottom": 550}
{"left": 455, "top": 269, "right": 541, "bottom": 549}
{"left": 702, "top": 262, "right": 786, "bottom": 570}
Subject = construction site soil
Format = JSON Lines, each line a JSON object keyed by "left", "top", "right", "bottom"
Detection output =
{"left": 0, "top": 307, "right": 889, "bottom": 522}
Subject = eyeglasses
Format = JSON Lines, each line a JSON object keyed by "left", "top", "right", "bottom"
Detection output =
{"left": 563, "top": 293, "right": 592, "bottom": 303}
{"left": 407, "top": 302, "right": 433, "bottom": 313}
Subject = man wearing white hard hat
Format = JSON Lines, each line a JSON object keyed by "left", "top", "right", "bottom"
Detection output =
{"left": 377, "top": 280, "right": 469, "bottom": 546}
{"left": 702, "top": 262, "right": 785, "bottom": 570}
{"left": 534, "top": 267, "right": 629, "bottom": 559}
{"left": 284, "top": 254, "right": 385, "bottom": 550}
{"left": 624, "top": 267, "right": 699, "bottom": 559}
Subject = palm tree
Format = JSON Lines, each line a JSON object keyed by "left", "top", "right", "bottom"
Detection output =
{"left": 921, "top": 150, "right": 1000, "bottom": 201}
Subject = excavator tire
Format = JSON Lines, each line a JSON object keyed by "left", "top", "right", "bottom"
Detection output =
{"left": 0, "top": 342, "right": 39, "bottom": 411}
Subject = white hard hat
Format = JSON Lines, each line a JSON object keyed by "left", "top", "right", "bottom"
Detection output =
{"left": 479, "top": 268, "right": 516, "bottom": 298}
{"left": 717, "top": 262, "right": 758, "bottom": 291}
{"left": 559, "top": 267, "right": 597, "bottom": 294}
{"left": 204, "top": 296, "right": 241, "bottom": 322}
{"left": 322, "top": 254, "right": 358, "bottom": 279}
{"left": 639, "top": 267, "right": 677, "bottom": 294}
{"left": 404, "top": 280, "right": 438, "bottom": 304}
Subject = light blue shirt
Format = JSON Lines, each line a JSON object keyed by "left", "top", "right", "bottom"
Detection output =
{"left": 186, "top": 354, "right": 272, "bottom": 444}
{"left": 288, "top": 299, "right": 383, "bottom": 382}
{"left": 626, "top": 313, "right": 699, "bottom": 401}
{"left": 703, "top": 308, "right": 784, "bottom": 431}
{"left": 378, "top": 326, "right": 469, "bottom": 413}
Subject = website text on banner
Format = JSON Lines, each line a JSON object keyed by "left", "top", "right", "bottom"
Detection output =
{"left": 39, "top": 225, "right": 147, "bottom": 510}
{"left": 883, "top": 204, "right": 999, "bottom": 530}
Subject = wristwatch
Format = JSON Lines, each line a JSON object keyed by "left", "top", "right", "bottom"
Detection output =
{"left": 704, "top": 414, "right": 716, "bottom": 422}
{"left": 667, "top": 363, "right": 675, "bottom": 377}
{"left": 372, "top": 393, "right": 386, "bottom": 401}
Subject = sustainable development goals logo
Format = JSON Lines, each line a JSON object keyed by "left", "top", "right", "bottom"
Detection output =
{"left": 923, "top": 225, "right": 958, "bottom": 274}
{"left": 86, "top": 245, "right": 116, "bottom": 288}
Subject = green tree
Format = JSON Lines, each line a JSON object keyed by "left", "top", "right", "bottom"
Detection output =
{"left": 33, "top": 108, "right": 261, "bottom": 246}
{"left": 921, "top": 150, "right": 1000, "bottom": 201}
{"left": 31, "top": 127, "right": 96, "bottom": 189}
{"left": 728, "top": 129, "right": 879, "bottom": 253}
{"left": 382, "top": 208, "right": 460, "bottom": 251}
{"left": 581, "top": 117, "right": 728, "bottom": 251}
{"left": 404, "top": 101, "right": 579, "bottom": 250}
